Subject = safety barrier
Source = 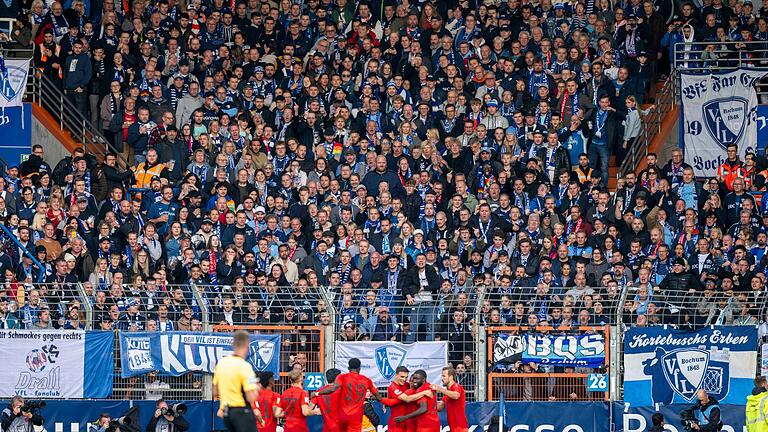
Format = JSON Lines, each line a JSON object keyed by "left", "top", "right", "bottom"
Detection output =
{"left": 486, "top": 325, "right": 611, "bottom": 401}
{"left": 212, "top": 324, "right": 326, "bottom": 395}
{"left": 0, "top": 282, "right": 764, "bottom": 403}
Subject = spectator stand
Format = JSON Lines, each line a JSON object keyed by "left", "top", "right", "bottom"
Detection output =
{"left": 0, "top": 281, "right": 90, "bottom": 330}
{"left": 16, "top": 48, "right": 125, "bottom": 166}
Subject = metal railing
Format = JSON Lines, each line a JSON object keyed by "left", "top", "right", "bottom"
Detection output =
{"left": 672, "top": 40, "right": 768, "bottom": 75}
{"left": 620, "top": 40, "right": 768, "bottom": 178}
{"left": 1, "top": 281, "right": 764, "bottom": 402}
{"left": 486, "top": 325, "right": 611, "bottom": 401}
{"left": 213, "top": 323, "right": 327, "bottom": 394}
{"left": 4, "top": 47, "right": 125, "bottom": 164}
{"left": 618, "top": 74, "right": 677, "bottom": 178}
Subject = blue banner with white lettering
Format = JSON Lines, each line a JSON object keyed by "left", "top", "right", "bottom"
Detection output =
{"left": 614, "top": 403, "right": 746, "bottom": 432}
{"left": 623, "top": 326, "right": 757, "bottom": 406}
{"left": 757, "top": 105, "right": 768, "bottom": 155}
{"left": 521, "top": 333, "right": 606, "bottom": 367}
{"left": 5, "top": 400, "right": 748, "bottom": 432}
{"left": 119, "top": 332, "right": 280, "bottom": 378}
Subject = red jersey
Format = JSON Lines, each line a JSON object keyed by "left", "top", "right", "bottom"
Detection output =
{"left": 443, "top": 382, "right": 468, "bottom": 429}
{"left": 387, "top": 382, "right": 412, "bottom": 431}
{"left": 255, "top": 389, "right": 281, "bottom": 432}
{"left": 336, "top": 372, "right": 378, "bottom": 421}
{"left": 280, "top": 386, "right": 310, "bottom": 432}
{"left": 414, "top": 383, "right": 440, "bottom": 432}
{"left": 313, "top": 383, "right": 340, "bottom": 432}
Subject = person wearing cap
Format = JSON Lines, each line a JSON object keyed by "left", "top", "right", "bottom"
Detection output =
{"left": 481, "top": 99, "right": 509, "bottom": 130}
{"left": 658, "top": 257, "right": 697, "bottom": 293}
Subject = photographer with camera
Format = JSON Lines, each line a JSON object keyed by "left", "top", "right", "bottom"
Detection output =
{"left": 684, "top": 389, "right": 722, "bottom": 432}
{"left": 146, "top": 400, "right": 188, "bottom": 432}
{"left": 88, "top": 414, "right": 112, "bottom": 432}
{"left": 1, "top": 397, "right": 44, "bottom": 432}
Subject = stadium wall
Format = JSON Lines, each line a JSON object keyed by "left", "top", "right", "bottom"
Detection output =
{"left": 1, "top": 401, "right": 747, "bottom": 432}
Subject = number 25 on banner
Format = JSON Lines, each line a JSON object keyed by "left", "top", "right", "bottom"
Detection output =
{"left": 586, "top": 374, "right": 608, "bottom": 392}
{"left": 304, "top": 373, "right": 325, "bottom": 391}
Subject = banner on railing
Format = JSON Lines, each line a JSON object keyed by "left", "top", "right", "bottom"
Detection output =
{"left": 334, "top": 341, "right": 447, "bottom": 387}
{"left": 757, "top": 105, "right": 768, "bottom": 156}
{"left": 762, "top": 343, "right": 768, "bottom": 377}
{"left": 681, "top": 69, "right": 768, "bottom": 176}
{"left": 623, "top": 326, "right": 757, "bottom": 406}
{"left": 492, "top": 333, "right": 605, "bottom": 368}
{"left": 0, "top": 58, "right": 29, "bottom": 108}
{"left": 0, "top": 330, "right": 113, "bottom": 398}
{"left": 119, "top": 332, "right": 281, "bottom": 378}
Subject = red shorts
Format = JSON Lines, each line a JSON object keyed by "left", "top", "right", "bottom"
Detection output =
{"left": 338, "top": 420, "right": 363, "bottom": 432}
{"left": 450, "top": 427, "right": 469, "bottom": 432}
{"left": 416, "top": 427, "right": 441, "bottom": 432}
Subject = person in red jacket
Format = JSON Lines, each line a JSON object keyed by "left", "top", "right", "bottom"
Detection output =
{"left": 393, "top": 370, "right": 441, "bottom": 432}
{"left": 315, "top": 358, "right": 382, "bottom": 432}
{"left": 313, "top": 368, "right": 341, "bottom": 432}
{"left": 432, "top": 367, "right": 469, "bottom": 432}
{"left": 280, "top": 370, "right": 320, "bottom": 432}
{"left": 380, "top": 366, "right": 434, "bottom": 432}
{"left": 254, "top": 372, "right": 284, "bottom": 432}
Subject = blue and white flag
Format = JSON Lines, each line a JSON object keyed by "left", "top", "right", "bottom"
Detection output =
{"left": 0, "top": 330, "right": 114, "bottom": 398}
{"left": 335, "top": 341, "right": 447, "bottom": 387}
{"left": 681, "top": 69, "right": 768, "bottom": 176}
{"left": 0, "top": 58, "right": 29, "bottom": 108}
{"left": 521, "top": 333, "right": 606, "bottom": 367}
{"left": 119, "top": 332, "right": 281, "bottom": 378}
{"left": 623, "top": 326, "right": 757, "bottom": 406}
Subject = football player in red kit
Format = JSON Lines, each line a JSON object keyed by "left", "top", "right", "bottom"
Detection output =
{"left": 312, "top": 368, "right": 341, "bottom": 432}
{"left": 432, "top": 367, "right": 468, "bottom": 432}
{"left": 380, "top": 366, "right": 434, "bottom": 432}
{"left": 316, "top": 358, "right": 382, "bottom": 432}
{"left": 280, "top": 370, "right": 320, "bottom": 432}
{"left": 393, "top": 370, "right": 441, "bottom": 432}
{"left": 254, "top": 372, "right": 284, "bottom": 432}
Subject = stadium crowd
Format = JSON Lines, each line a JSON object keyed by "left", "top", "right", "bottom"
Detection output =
{"left": 0, "top": 0, "right": 766, "bottom": 400}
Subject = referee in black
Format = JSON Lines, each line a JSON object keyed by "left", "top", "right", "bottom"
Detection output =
{"left": 213, "top": 330, "right": 259, "bottom": 432}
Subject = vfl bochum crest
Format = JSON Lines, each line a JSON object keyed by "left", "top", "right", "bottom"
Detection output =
{"left": 681, "top": 69, "right": 768, "bottom": 176}
{"left": 375, "top": 345, "right": 407, "bottom": 380}
{"left": 248, "top": 340, "right": 276, "bottom": 371}
{"left": 703, "top": 97, "right": 748, "bottom": 149}
{"left": 643, "top": 346, "right": 731, "bottom": 405}
{"left": 0, "top": 57, "right": 29, "bottom": 107}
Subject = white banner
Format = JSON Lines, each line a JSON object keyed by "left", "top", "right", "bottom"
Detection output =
{"left": 762, "top": 343, "right": 768, "bottom": 377}
{"left": 0, "top": 58, "right": 29, "bottom": 108}
{"left": 334, "top": 341, "right": 447, "bottom": 387}
{"left": 681, "top": 69, "right": 768, "bottom": 176}
{"left": 0, "top": 330, "right": 114, "bottom": 398}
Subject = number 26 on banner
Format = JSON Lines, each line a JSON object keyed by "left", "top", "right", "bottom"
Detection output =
{"left": 586, "top": 374, "right": 608, "bottom": 392}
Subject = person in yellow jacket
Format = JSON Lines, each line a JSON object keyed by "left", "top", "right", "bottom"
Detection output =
{"left": 747, "top": 376, "right": 768, "bottom": 432}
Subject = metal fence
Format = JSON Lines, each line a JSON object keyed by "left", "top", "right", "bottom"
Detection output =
{"left": 2, "top": 281, "right": 766, "bottom": 402}
{"left": 486, "top": 325, "right": 611, "bottom": 401}
{"left": 212, "top": 324, "right": 327, "bottom": 395}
